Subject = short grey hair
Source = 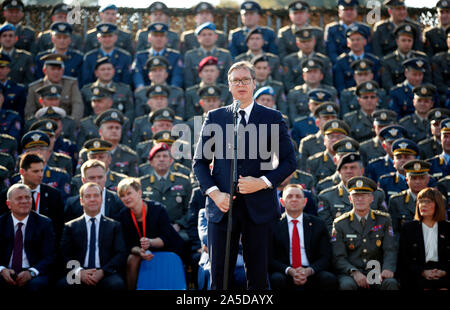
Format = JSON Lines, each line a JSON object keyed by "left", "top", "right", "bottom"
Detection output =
{"left": 228, "top": 61, "right": 256, "bottom": 81}
{"left": 7, "top": 184, "right": 31, "bottom": 200}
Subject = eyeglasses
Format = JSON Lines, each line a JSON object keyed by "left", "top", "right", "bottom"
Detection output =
{"left": 229, "top": 77, "right": 253, "bottom": 86}
{"left": 361, "top": 95, "right": 377, "bottom": 100}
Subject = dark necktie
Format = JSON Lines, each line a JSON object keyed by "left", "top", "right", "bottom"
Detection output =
{"left": 88, "top": 218, "right": 97, "bottom": 269}
{"left": 239, "top": 110, "right": 247, "bottom": 127}
{"left": 360, "top": 217, "right": 366, "bottom": 230}
{"left": 12, "top": 222, "right": 24, "bottom": 274}
{"left": 291, "top": 220, "right": 302, "bottom": 268}
{"left": 31, "top": 191, "right": 36, "bottom": 211}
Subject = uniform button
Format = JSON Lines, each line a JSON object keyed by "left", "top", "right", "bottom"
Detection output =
{"left": 363, "top": 249, "right": 367, "bottom": 253}
{"left": 162, "top": 197, "right": 166, "bottom": 200}
{"left": 363, "top": 258, "right": 367, "bottom": 263}
{"left": 363, "top": 239, "right": 366, "bottom": 243}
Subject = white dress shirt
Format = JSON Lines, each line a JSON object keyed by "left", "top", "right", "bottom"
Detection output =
{"left": 285, "top": 213, "right": 310, "bottom": 275}
{"left": 205, "top": 101, "right": 272, "bottom": 196}
{"left": 422, "top": 222, "right": 439, "bottom": 263}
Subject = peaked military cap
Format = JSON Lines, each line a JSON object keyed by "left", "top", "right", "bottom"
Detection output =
{"left": 35, "top": 106, "right": 66, "bottom": 120}
{"left": 308, "top": 89, "right": 332, "bottom": 103}
{"left": 195, "top": 2, "right": 215, "bottom": 14}
{"left": 240, "top": 1, "right": 262, "bottom": 14}
{"left": 394, "top": 23, "right": 416, "bottom": 38}
{"left": 153, "top": 130, "right": 177, "bottom": 144}
{"left": 332, "top": 137, "right": 360, "bottom": 154}
{"left": 427, "top": 108, "right": 450, "bottom": 123}
{"left": 323, "top": 119, "right": 350, "bottom": 135}
{"left": 314, "top": 101, "right": 339, "bottom": 117}
{"left": 402, "top": 57, "right": 427, "bottom": 72}
{"left": 36, "top": 84, "right": 62, "bottom": 98}
{"left": 347, "top": 176, "right": 377, "bottom": 193}
{"left": 379, "top": 125, "right": 407, "bottom": 141}
{"left": 384, "top": 0, "right": 406, "bottom": 7}
{"left": 91, "top": 85, "right": 115, "bottom": 100}
{"left": 373, "top": 109, "right": 397, "bottom": 125}
{"left": 21, "top": 130, "right": 50, "bottom": 149}
{"left": 413, "top": 84, "right": 436, "bottom": 98}
{"left": 351, "top": 59, "right": 374, "bottom": 72}
{"left": 146, "top": 56, "right": 169, "bottom": 70}
{"left": 295, "top": 27, "right": 315, "bottom": 40}
{"left": 391, "top": 138, "right": 419, "bottom": 156}
{"left": 0, "top": 52, "right": 11, "bottom": 67}
{"left": 2, "top": 0, "right": 25, "bottom": 10}
{"left": 147, "top": 22, "right": 168, "bottom": 33}
{"left": 356, "top": 80, "right": 379, "bottom": 96}
{"left": 96, "top": 23, "right": 117, "bottom": 35}
{"left": 40, "top": 53, "right": 66, "bottom": 66}
{"left": 440, "top": 118, "right": 450, "bottom": 133}
{"left": 146, "top": 84, "right": 170, "bottom": 98}
{"left": 337, "top": 152, "right": 361, "bottom": 171}
{"left": 301, "top": 57, "right": 324, "bottom": 72}
{"left": 288, "top": 1, "right": 310, "bottom": 11}
{"left": 403, "top": 160, "right": 431, "bottom": 176}
{"left": 29, "top": 119, "right": 57, "bottom": 136}
{"left": 95, "top": 56, "right": 113, "bottom": 70}
{"left": 149, "top": 2, "right": 169, "bottom": 14}
{"left": 84, "top": 138, "right": 113, "bottom": 154}
{"left": 94, "top": 109, "right": 124, "bottom": 127}
{"left": 199, "top": 85, "right": 222, "bottom": 98}
{"left": 99, "top": 4, "right": 117, "bottom": 12}
{"left": 50, "top": 22, "right": 72, "bottom": 35}
{"left": 149, "top": 107, "right": 175, "bottom": 123}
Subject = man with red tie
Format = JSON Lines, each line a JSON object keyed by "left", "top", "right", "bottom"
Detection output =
{"left": 269, "top": 184, "right": 337, "bottom": 289}
{"left": 17, "top": 152, "right": 64, "bottom": 241}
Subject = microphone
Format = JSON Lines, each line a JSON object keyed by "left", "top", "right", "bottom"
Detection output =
{"left": 233, "top": 100, "right": 241, "bottom": 114}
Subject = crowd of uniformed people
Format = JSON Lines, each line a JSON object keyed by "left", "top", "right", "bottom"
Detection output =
{"left": 0, "top": 0, "right": 449, "bottom": 291}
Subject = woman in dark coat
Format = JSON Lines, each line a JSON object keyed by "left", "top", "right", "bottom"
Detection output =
{"left": 398, "top": 187, "right": 450, "bottom": 290}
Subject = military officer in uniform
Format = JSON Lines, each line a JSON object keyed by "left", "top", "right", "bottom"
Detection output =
{"left": 359, "top": 109, "right": 397, "bottom": 166}
{"left": 0, "top": 23, "right": 34, "bottom": 86}
{"left": 28, "top": 118, "right": 73, "bottom": 176}
{"left": 331, "top": 176, "right": 399, "bottom": 290}
{"left": 378, "top": 138, "right": 421, "bottom": 202}
{"left": 277, "top": 1, "right": 325, "bottom": 60}
{"left": 83, "top": 4, "right": 134, "bottom": 55}
{"left": 234, "top": 27, "right": 282, "bottom": 82}
{"left": 135, "top": 1, "right": 180, "bottom": 52}
{"left": 25, "top": 54, "right": 83, "bottom": 123}
{"left": 339, "top": 59, "right": 388, "bottom": 118}
{"left": 418, "top": 108, "right": 450, "bottom": 160}
{"left": 35, "top": 3, "right": 84, "bottom": 54}
{"left": 318, "top": 153, "right": 387, "bottom": 234}
{"left": 283, "top": 28, "right": 333, "bottom": 91}
{"left": 180, "top": 2, "right": 227, "bottom": 54}
{"left": 134, "top": 56, "right": 184, "bottom": 118}
{"left": 388, "top": 57, "right": 430, "bottom": 119}
{"left": 427, "top": 118, "right": 450, "bottom": 180}
{"left": 365, "top": 124, "right": 407, "bottom": 183}
{"left": 399, "top": 84, "right": 437, "bottom": 143}
{"left": 0, "top": 133, "right": 17, "bottom": 162}
{"left": 251, "top": 55, "right": 287, "bottom": 115}
{"left": 184, "top": 56, "right": 231, "bottom": 121}
{"left": 77, "top": 86, "right": 132, "bottom": 147}
{"left": 423, "top": 0, "right": 449, "bottom": 56}
{"left": 287, "top": 58, "right": 337, "bottom": 124}
{"left": 228, "top": 1, "right": 277, "bottom": 58}
{"left": 20, "top": 130, "right": 71, "bottom": 202}
{"left": 0, "top": 52, "right": 27, "bottom": 120}
{"left": 80, "top": 56, "right": 134, "bottom": 121}
{"left": 324, "top": 0, "right": 372, "bottom": 64}
{"left": 132, "top": 22, "right": 184, "bottom": 90}
{"left": 0, "top": 83, "right": 21, "bottom": 141}
{"left": 82, "top": 23, "right": 132, "bottom": 87}
{"left": 1, "top": 0, "right": 36, "bottom": 53}
{"left": 431, "top": 27, "right": 450, "bottom": 104}
{"left": 333, "top": 25, "right": 380, "bottom": 94}
{"left": 343, "top": 81, "right": 380, "bottom": 143}
{"left": 306, "top": 119, "right": 350, "bottom": 184}
{"left": 388, "top": 160, "right": 432, "bottom": 236}
{"left": 140, "top": 142, "right": 192, "bottom": 242}
{"left": 183, "top": 22, "right": 232, "bottom": 88}
{"left": 315, "top": 137, "right": 360, "bottom": 195}
{"left": 372, "top": 0, "right": 423, "bottom": 57}
{"left": 380, "top": 24, "right": 430, "bottom": 92}
{"left": 70, "top": 139, "right": 127, "bottom": 195}
{"left": 291, "top": 92, "right": 335, "bottom": 146}
{"left": 34, "top": 22, "right": 84, "bottom": 82}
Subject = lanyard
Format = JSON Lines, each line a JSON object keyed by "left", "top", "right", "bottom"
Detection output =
{"left": 130, "top": 201, "right": 146, "bottom": 239}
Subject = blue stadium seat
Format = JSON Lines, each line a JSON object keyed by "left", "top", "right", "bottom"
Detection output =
{"left": 136, "top": 251, "right": 186, "bottom": 290}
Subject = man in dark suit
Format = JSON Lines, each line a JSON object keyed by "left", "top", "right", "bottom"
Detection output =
{"left": 269, "top": 184, "right": 337, "bottom": 290}
{"left": 64, "top": 159, "right": 124, "bottom": 223}
{"left": 193, "top": 61, "right": 297, "bottom": 289}
{"left": 4, "top": 153, "right": 65, "bottom": 242}
{"left": 0, "top": 184, "right": 55, "bottom": 291}
{"left": 59, "top": 182, "right": 126, "bottom": 290}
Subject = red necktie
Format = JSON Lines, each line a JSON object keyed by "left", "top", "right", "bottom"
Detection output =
{"left": 291, "top": 219, "right": 302, "bottom": 268}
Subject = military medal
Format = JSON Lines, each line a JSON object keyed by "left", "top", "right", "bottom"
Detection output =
{"left": 348, "top": 243, "right": 355, "bottom": 250}
{"left": 376, "top": 240, "right": 381, "bottom": 247}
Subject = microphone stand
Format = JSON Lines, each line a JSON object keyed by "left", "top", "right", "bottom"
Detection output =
{"left": 223, "top": 104, "right": 240, "bottom": 290}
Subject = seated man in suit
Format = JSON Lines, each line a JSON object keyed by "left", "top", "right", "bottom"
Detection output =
{"left": 269, "top": 184, "right": 337, "bottom": 290}
{"left": 59, "top": 182, "right": 126, "bottom": 290}
{"left": 64, "top": 159, "right": 125, "bottom": 223}
{"left": 0, "top": 183, "right": 56, "bottom": 291}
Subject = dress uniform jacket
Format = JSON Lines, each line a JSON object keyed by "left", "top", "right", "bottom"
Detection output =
{"left": 82, "top": 48, "right": 132, "bottom": 86}
{"left": 228, "top": 26, "right": 278, "bottom": 58}
{"left": 13, "top": 23, "right": 36, "bottom": 54}
{"left": 70, "top": 170, "right": 127, "bottom": 196}
{"left": 25, "top": 76, "right": 83, "bottom": 123}
{"left": 24, "top": 116, "right": 77, "bottom": 144}
{"left": 138, "top": 162, "right": 190, "bottom": 178}
{"left": 298, "top": 131, "right": 325, "bottom": 171}
{"left": 282, "top": 51, "right": 333, "bottom": 91}
{"left": 316, "top": 172, "right": 341, "bottom": 195}
{"left": 423, "top": 25, "right": 447, "bottom": 57}
{"left": 289, "top": 169, "right": 316, "bottom": 193}
{"left": 184, "top": 83, "right": 231, "bottom": 121}
{"left": 1, "top": 79, "right": 26, "bottom": 119}
{"left": 343, "top": 110, "right": 376, "bottom": 143}
{"left": 319, "top": 182, "right": 387, "bottom": 234}
{"left": 388, "top": 80, "right": 415, "bottom": 120}
{"left": 134, "top": 84, "right": 184, "bottom": 119}
{"left": 235, "top": 51, "right": 282, "bottom": 81}
{"left": 306, "top": 151, "right": 337, "bottom": 184}
{"left": 418, "top": 136, "right": 442, "bottom": 160}
{"left": 35, "top": 49, "right": 84, "bottom": 82}
{"left": 365, "top": 154, "right": 395, "bottom": 183}
{"left": 135, "top": 28, "right": 179, "bottom": 52}
{"left": 180, "top": 29, "right": 227, "bottom": 54}
{"left": 0, "top": 108, "right": 21, "bottom": 141}
{"left": 42, "top": 165, "right": 71, "bottom": 203}
{"left": 339, "top": 86, "right": 388, "bottom": 118}
{"left": 277, "top": 24, "right": 325, "bottom": 60}
{"left": 35, "top": 30, "right": 83, "bottom": 54}
{"left": 427, "top": 153, "right": 450, "bottom": 180}
{"left": 331, "top": 209, "right": 397, "bottom": 275}
{"left": 84, "top": 27, "right": 134, "bottom": 55}
{"left": 0, "top": 47, "right": 34, "bottom": 86}
{"left": 291, "top": 115, "right": 318, "bottom": 146}
{"left": 132, "top": 48, "right": 184, "bottom": 89}
{"left": 47, "top": 151, "right": 73, "bottom": 176}
{"left": 378, "top": 172, "right": 408, "bottom": 203}
{"left": 372, "top": 18, "right": 423, "bottom": 57}
{"left": 388, "top": 189, "right": 418, "bottom": 235}
{"left": 183, "top": 47, "right": 232, "bottom": 88}
{"left": 359, "top": 136, "right": 386, "bottom": 167}
{"left": 0, "top": 133, "right": 17, "bottom": 160}
{"left": 431, "top": 51, "right": 450, "bottom": 103}
{"left": 399, "top": 113, "right": 431, "bottom": 143}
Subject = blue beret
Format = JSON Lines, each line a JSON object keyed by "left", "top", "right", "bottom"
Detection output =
{"left": 441, "top": 118, "right": 450, "bottom": 133}
{"left": 99, "top": 4, "right": 117, "bottom": 12}
{"left": 195, "top": 22, "right": 216, "bottom": 35}
{"left": 254, "top": 86, "right": 275, "bottom": 100}
{"left": 0, "top": 23, "right": 15, "bottom": 35}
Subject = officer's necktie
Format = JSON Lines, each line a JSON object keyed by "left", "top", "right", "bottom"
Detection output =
{"left": 291, "top": 219, "right": 302, "bottom": 268}
{"left": 31, "top": 191, "right": 36, "bottom": 211}
{"left": 11, "top": 222, "right": 24, "bottom": 274}
{"left": 360, "top": 217, "right": 366, "bottom": 230}
{"left": 88, "top": 218, "right": 97, "bottom": 269}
